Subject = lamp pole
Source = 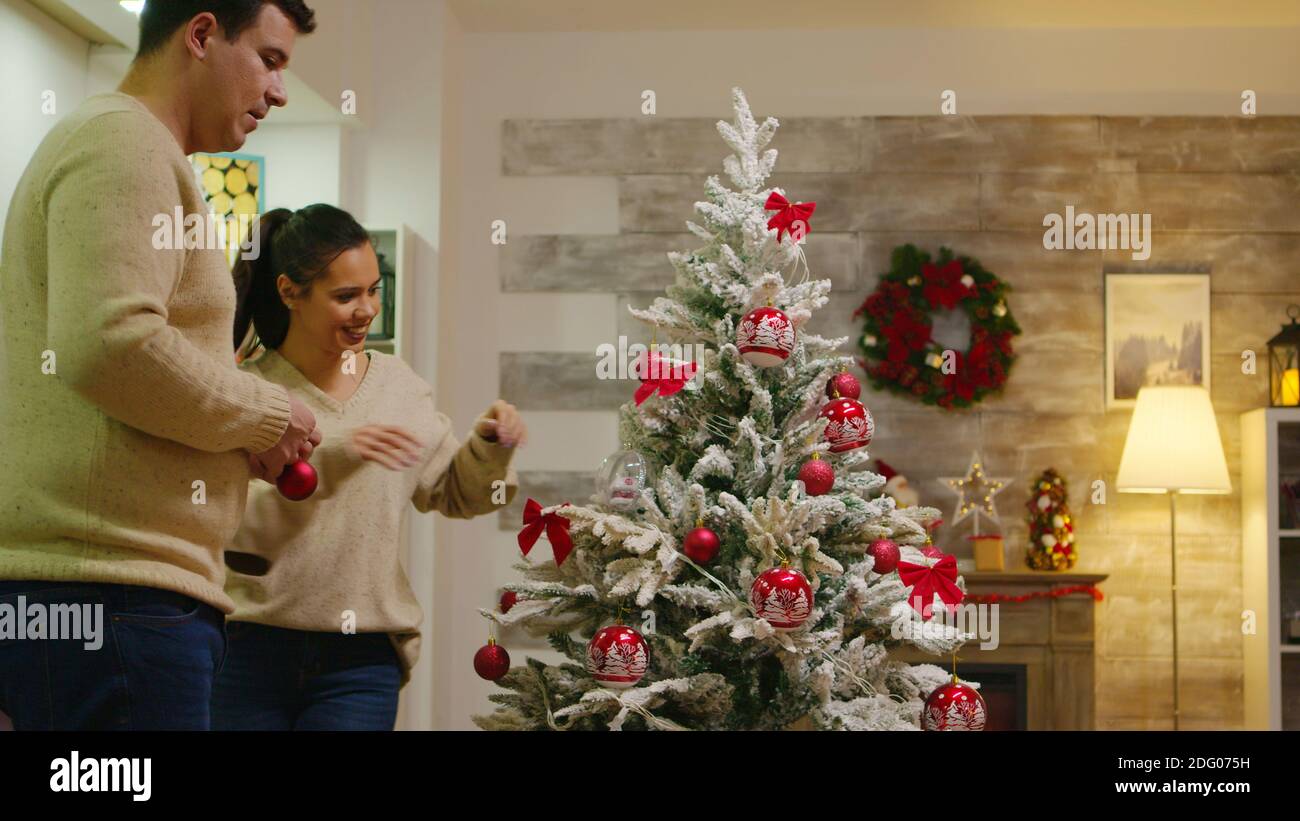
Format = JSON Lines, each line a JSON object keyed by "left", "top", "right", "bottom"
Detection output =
{"left": 1116, "top": 386, "right": 1231, "bottom": 732}
{"left": 1170, "top": 491, "right": 1179, "bottom": 731}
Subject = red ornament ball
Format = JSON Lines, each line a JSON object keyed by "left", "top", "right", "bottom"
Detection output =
{"left": 818, "top": 398, "right": 874, "bottom": 453}
{"left": 587, "top": 624, "right": 649, "bottom": 689}
{"left": 749, "top": 565, "right": 814, "bottom": 631}
{"left": 922, "top": 678, "right": 987, "bottom": 731}
{"left": 798, "top": 458, "right": 835, "bottom": 496}
{"left": 473, "top": 639, "right": 510, "bottom": 681}
{"left": 868, "top": 538, "right": 900, "bottom": 574}
{"left": 683, "top": 526, "right": 720, "bottom": 564}
{"left": 825, "top": 371, "right": 861, "bottom": 400}
{"left": 736, "top": 306, "right": 796, "bottom": 367}
{"left": 276, "top": 460, "right": 318, "bottom": 501}
{"left": 499, "top": 590, "right": 518, "bottom": 614}
{"left": 921, "top": 544, "right": 945, "bottom": 559}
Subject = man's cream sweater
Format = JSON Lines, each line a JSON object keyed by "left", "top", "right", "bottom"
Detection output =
{"left": 0, "top": 93, "right": 294, "bottom": 611}
{"left": 227, "top": 347, "right": 518, "bottom": 684}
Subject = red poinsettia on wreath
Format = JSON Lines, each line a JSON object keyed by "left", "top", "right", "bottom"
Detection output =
{"left": 854, "top": 245, "right": 1020, "bottom": 409}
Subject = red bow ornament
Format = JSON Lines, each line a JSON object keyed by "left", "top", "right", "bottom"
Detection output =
{"left": 633, "top": 351, "right": 698, "bottom": 406}
{"left": 897, "top": 551, "right": 964, "bottom": 620}
{"left": 518, "top": 498, "right": 574, "bottom": 566}
{"left": 764, "top": 192, "right": 816, "bottom": 242}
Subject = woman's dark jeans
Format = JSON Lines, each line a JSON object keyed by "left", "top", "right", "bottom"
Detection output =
{"left": 211, "top": 621, "right": 400, "bottom": 731}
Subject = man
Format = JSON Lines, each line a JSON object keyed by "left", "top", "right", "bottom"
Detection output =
{"left": 0, "top": 0, "right": 321, "bottom": 730}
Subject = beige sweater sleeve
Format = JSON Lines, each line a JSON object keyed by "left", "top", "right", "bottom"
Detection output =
{"left": 42, "top": 111, "right": 291, "bottom": 453}
{"left": 413, "top": 409, "right": 519, "bottom": 518}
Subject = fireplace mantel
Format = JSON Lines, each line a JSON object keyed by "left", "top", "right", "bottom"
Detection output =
{"left": 893, "top": 570, "right": 1108, "bottom": 730}
{"left": 963, "top": 571, "right": 1108, "bottom": 587}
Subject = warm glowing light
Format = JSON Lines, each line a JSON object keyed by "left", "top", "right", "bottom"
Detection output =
{"left": 1117, "top": 386, "right": 1230, "bottom": 494}
{"left": 1283, "top": 368, "right": 1300, "bottom": 406}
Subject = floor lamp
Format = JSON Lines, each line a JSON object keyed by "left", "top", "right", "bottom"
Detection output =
{"left": 1116, "top": 386, "right": 1231, "bottom": 730}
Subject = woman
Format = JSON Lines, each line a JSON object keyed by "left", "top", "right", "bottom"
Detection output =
{"left": 212, "top": 204, "right": 524, "bottom": 730}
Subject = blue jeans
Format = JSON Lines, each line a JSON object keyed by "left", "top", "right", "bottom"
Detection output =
{"left": 211, "top": 622, "right": 401, "bottom": 731}
{"left": 0, "top": 580, "right": 226, "bottom": 730}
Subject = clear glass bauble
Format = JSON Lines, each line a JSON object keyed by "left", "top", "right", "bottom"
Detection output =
{"left": 596, "top": 448, "right": 652, "bottom": 512}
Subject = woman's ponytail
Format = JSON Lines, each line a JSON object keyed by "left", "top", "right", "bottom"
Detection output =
{"left": 233, "top": 208, "right": 294, "bottom": 357}
{"left": 232, "top": 204, "right": 371, "bottom": 359}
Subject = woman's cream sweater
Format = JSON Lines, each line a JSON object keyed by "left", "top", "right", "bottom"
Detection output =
{"left": 226, "top": 346, "right": 518, "bottom": 683}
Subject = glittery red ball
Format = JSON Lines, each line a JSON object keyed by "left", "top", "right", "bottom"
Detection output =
{"left": 683, "top": 526, "right": 720, "bottom": 564}
{"left": 921, "top": 545, "right": 945, "bottom": 559}
{"left": 499, "top": 590, "right": 518, "bottom": 614}
{"left": 798, "top": 459, "right": 835, "bottom": 496}
{"left": 473, "top": 642, "right": 510, "bottom": 681}
{"left": 868, "top": 538, "right": 900, "bottom": 574}
{"left": 825, "top": 372, "right": 861, "bottom": 400}
{"left": 276, "top": 460, "right": 318, "bottom": 501}
{"left": 922, "top": 679, "right": 987, "bottom": 731}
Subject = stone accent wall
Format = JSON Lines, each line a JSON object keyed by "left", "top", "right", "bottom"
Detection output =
{"left": 496, "top": 114, "right": 1300, "bottom": 729}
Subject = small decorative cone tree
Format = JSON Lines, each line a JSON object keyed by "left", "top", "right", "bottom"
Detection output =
{"left": 1025, "top": 468, "right": 1077, "bottom": 571}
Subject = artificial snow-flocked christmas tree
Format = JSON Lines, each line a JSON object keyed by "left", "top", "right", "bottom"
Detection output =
{"left": 474, "top": 88, "right": 974, "bottom": 731}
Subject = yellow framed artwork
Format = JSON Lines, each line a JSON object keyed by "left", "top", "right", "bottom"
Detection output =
{"left": 190, "top": 152, "right": 265, "bottom": 267}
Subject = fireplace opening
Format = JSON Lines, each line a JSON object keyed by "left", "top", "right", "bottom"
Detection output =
{"left": 959, "top": 663, "right": 1028, "bottom": 731}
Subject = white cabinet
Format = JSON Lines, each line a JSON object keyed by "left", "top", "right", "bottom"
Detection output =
{"left": 1241, "top": 408, "right": 1300, "bottom": 729}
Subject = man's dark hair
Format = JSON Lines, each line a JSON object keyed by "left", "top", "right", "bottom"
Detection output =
{"left": 136, "top": 0, "right": 317, "bottom": 58}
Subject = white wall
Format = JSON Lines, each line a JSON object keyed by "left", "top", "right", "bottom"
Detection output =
{"left": 241, "top": 124, "right": 343, "bottom": 210}
{"left": 0, "top": 0, "right": 89, "bottom": 232}
{"left": 456, "top": 26, "right": 1300, "bottom": 118}
{"left": 85, "top": 45, "right": 129, "bottom": 98}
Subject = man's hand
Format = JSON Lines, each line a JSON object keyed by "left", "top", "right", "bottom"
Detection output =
{"left": 249, "top": 394, "right": 321, "bottom": 483}
{"left": 474, "top": 400, "right": 527, "bottom": 447}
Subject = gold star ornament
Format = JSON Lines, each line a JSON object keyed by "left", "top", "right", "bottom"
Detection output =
{"left": 941, "top": 451, "right": 1011, "bottom": 536}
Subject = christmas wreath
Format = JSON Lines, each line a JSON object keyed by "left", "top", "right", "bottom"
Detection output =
{"left": 854, "top": 245, "right": 1020, "bottom": 409}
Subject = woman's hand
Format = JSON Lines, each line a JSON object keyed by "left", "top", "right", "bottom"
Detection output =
{"left": 474, "top": 400, "right": 527, "bottom": 447}
{"left": 350, "top": 424, "right": 425, "bottom": 471}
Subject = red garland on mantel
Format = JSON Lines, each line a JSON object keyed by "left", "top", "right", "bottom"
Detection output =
{"left": 965, "top": 584, "right": 1103, "bottom": 605}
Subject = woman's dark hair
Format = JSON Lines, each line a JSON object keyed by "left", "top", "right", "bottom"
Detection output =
{"left": 233, "top": 204, "right": 372, "bottom": 356}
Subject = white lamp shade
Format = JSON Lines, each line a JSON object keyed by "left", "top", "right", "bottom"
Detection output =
{"left": 1116, "top": 386, "right": 1231, "bottom": 494}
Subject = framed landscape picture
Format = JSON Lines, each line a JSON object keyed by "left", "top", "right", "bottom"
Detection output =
{"left": 1104, "top": 273, "right": 1211, "bottom": 409}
